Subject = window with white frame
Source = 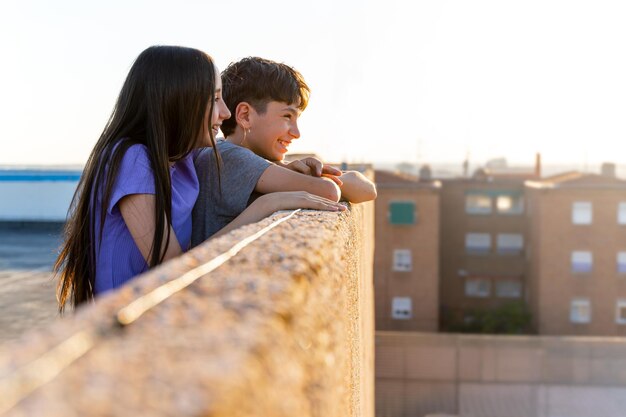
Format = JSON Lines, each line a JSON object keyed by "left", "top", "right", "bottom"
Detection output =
{"left": 465, "top": 233, "right": 491, "bottom": 254}
{"left": 496, "top": 280, "right": 522, "bottom": 298}
{"left": 618, "top": 252, "right": 626, "bottom": 274}
{"left": 572, "top": 202, "right": 592, "bottom": 225}
{"left": 391, "top": 297, "right": 412, "bottom": 320}
{"left": 496, "top": 233, "right": 524, "bottom": 255}
{"left": 618, "top": 202, "right": 626, "bottom": 225}
{"left": 570, "top": 299, "right": 591, "bottom": 324}
{"left": 392, "top": 249, "right": 412, "bottom": 272}
{"left": 496, "top": 194, "right": 524, "bottom": 215}
{"left": 616, "top": 300, "right": 626, "bottom": 324}
{"left": 465, "top": 194, "right": 492, "bottom": 214}
{"left": 465, "top": 278, "right": 491, "bottom": 298}
{"left": 571, "top": 251, "right": 593, "bottom": 273}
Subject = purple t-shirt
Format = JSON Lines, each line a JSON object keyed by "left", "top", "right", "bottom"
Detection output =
{"left": 94, "top": 144, "right": 199, "bottom": 295}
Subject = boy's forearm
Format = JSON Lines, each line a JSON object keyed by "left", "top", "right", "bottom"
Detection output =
{"left": 338, "top": 171, "right": 377, "bottom": 203}
{"left": 256, "top": 165, "right": 341, "bottom": 203}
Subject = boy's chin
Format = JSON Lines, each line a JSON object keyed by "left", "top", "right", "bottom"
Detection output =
{"left": 268, "top": 153, "right": 285, "bottom": 162}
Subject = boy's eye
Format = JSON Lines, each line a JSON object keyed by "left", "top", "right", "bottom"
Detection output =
{"left": 284, "top": 114, "right": 292, "bottom": 119}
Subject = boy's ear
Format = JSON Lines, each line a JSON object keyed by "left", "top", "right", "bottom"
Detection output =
{"left": 235, "top": 102, "right": 253, "bottom": 130}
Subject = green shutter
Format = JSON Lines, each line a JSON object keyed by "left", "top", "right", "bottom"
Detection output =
{"left": 389, "top": 201, "right": 415, "bottom": 225}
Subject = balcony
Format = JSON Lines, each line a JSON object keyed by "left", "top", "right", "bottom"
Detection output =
{"left": 0, "top": 202, "right": 375, "bottom": 417}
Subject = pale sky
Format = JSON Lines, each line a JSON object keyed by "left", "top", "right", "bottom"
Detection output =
{"left": 2, "top": 0, "right": 626, "bottom": 167}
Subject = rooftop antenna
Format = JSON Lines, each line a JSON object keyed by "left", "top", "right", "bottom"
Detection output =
{"left": 463, "top": 149, "right": 470, "bottom": 178}
{"left": 416, "top": 137, "right": 422, "bottom": 176}
{"left": 534, "top": 152, "right": 542, "bottom": 178}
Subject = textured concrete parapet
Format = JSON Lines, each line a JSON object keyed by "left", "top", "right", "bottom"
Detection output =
{"left": 0, "top": 203, "right": 374, "bottom": 417}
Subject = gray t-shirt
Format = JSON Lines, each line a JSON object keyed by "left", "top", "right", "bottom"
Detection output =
{"left": 191, "top": 140, "right": 271, "bottom": 246}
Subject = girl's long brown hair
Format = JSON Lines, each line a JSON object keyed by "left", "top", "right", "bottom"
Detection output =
{"left": 55, "top": 45, "right": 220, "bottom": 313}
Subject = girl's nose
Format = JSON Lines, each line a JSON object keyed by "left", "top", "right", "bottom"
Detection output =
{"left": 221, "top": 103, "right": 231, "bottom": 120}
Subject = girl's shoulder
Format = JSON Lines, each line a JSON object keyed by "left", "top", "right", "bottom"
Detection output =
{"left": 101, "top": 141, "right": 156, "bottom": 215}
{"left": 123, "top": 142, "right": 150, "bottom": 162}
{"left": 106, "top": 140, "right": 151, "bottom": 166}
{"left": 113, "top": 142, "right": 154, "bottom": 186}
{"left": 111, "top": 142, "right": 153, "bottom": 175}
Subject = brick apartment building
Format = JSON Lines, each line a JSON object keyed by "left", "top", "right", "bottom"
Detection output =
{"left": 526, "top": 166, "right": 626, "bottom": 336}
{"left": 438, "top": 166, "right": 538, "bottom": 331}
{"left": 373, "top": 169, "right": 440, "bottom": 331}
{"left": 374, "top": 158, "right": 626, "bottom": 336}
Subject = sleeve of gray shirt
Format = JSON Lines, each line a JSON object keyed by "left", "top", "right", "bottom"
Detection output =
{"left": 191, "top": 140, "right": 272, "bottom": 247}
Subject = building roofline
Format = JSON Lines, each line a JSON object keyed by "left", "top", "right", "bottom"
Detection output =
{"left": 525, "top": 180, "right": 626, "bottom": 190}
{"left": 440, "top": 177, "right": 528, "bottom": 186}
{"left": 376, "top": 180, "right": 442, "bottom": 190}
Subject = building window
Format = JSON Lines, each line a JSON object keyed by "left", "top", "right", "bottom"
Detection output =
{"left": 465, "top": 278, "right": 491, "bottom": 298}
{"left": 496, "top": 233, "right": 524, "bottom": 255}
{"left": 570, "top": 299, "right": 591, "bottom": 324}
{"left": 616, "top": 300, "right": 626, "bottom": 324}
{"left": 618, "top": 202, "right": 626, "bottom": 225}
{"left": 465, "top": 233, "right": 491, "bottom": 254}
{"left": 572, "top": 202, "right": 592, "bottom": 225}
{"left": 465, "top": 193, "right": 492, "bottom": 214}
{"left": 618, "top": 252, "right": 626, "bottom": 274}
{"left": 571, "top": 251, "right": 593, "bottom": 273}
{"left": 496, "top": 280, "right": 522, "bottom": 298}
{"left": 389, "top": 201, "right": 415, "bottom": 225}
{"left": 392, "top": 249, "right": 412, "bottom": 272}
{"left": 496, "top": 194, "right": 524, "bottom": 215}
{"left": 391, "top": 297, "right": 412, "bottom": 320}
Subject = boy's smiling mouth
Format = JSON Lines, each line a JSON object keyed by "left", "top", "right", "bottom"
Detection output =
{"left": 277, "top": 139, "right": 291, "bottom": 152}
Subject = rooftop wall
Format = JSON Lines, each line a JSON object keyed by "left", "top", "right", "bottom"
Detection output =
{"left": 377, "top": 331, "right": 626, "bottom": 417}
{"left": 0, "top": 203, "right": 374, "bottom": 417}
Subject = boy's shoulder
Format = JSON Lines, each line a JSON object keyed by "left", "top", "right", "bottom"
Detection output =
{"left": 194, "top": 139, "right": 271, "bottom": 175}
{"left": 196, "top": 139, "right": 260, "bottom": 160}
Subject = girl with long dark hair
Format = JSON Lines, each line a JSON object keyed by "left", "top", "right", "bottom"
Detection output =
{"left": 55, "top": 45, "right": 231, "bottom": 312}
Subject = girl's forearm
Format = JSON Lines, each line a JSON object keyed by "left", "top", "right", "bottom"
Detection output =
{"left": 210, "top": 191, "right": 347, "bottom": 239}
{"left": 211, "top": 195, "right": 276, "bottom": 239}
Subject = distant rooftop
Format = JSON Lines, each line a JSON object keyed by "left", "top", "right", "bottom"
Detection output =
{"left": 527, "top": 170, "right": 626, "bottom": 189}
{"left": 473, "top": 167, "right": 540, "bottom": 182}
{"left": 374, "top": 169, "right": 441, "bottom": 189}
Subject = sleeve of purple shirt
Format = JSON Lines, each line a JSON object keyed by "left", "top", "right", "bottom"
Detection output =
{"left": 107, "top": 144, "right": 156, "bottom": 214}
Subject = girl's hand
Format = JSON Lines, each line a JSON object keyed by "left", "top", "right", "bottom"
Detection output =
{"left": 259, "top": 191, "right": 347, "bottom": 213}
{"left": 211, "top": 191, "right": 346, "bottom": 239}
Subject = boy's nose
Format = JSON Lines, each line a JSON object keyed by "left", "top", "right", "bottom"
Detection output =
{"left": 290, "top": 123, "right": 300, "bottom": 139}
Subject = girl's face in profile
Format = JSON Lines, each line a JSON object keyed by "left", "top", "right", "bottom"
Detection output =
{"left": 199, "top": 67, "right": 231, "bottom": 146}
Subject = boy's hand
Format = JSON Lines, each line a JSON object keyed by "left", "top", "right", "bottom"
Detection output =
{"left": 334, "top": 170, "right": 377, "bottom": 203}
{"left": 279, "top": 157, "right": 343, "bottom": 186}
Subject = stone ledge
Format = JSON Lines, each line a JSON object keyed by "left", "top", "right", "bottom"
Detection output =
{"left": 0, "top": 203, "right": 374, "bottom": 417}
